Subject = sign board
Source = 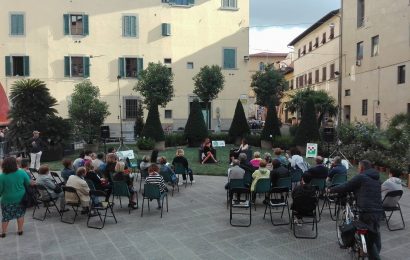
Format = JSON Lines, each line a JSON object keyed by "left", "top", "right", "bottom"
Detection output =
{"left": 212, "top": 140, "right": 225, "bottom": 147}
{"left": 117, "top": 150, "right": 135, "bottom": 160}
{"left": 306, "top": 143, "right": 318, "bottom": 158}
{"left": 240, "top": 94, "right": 248, "bottom": 105}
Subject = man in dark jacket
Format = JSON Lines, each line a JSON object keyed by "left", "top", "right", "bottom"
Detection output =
{"left": 270, "top": 159, "right": 290, "bottom": 187}
{"left": 306, "top": 156, "right": 328, "bottom": 179}
{"left": 291, "top": 174, "right": 316, "bottom": 224}
{"left": 29, "top": 130, "right": 45, "bottom": 170}
{"left": 238, "top": 153, "right": 254, "bottom": 187}
{"left": 329, "top": 160, "right": 382, "bottom": 260}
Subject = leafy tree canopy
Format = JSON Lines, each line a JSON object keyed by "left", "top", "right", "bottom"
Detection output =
{"left": 193, "top": 65, "right": 225, "bottom": 103}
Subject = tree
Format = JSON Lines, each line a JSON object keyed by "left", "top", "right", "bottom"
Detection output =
{"left": 286, "top": 88, "right": 337, "bottom": 125}
{"left": 7, "top": 79, "right": 71, "bottom": 151}
{"left": 134, "top": 102, "right": 144, "bottom": 139}
{"left": 228, "top": 100, "right": 250, "bottom": 140}
{"left": 140, "top": 104, "right": 164, "bottom": 141}
{"left": 134, "top": 62, "right": 174, "bottom": 108}
{"left": 184, "top": 99, "right": 208, "bottom": 146}
{"left": 261, "top": 102, "right": 281, "bottom": 141}
{"left": 68, "top": 80, "right": 110, "bottom": 144}
{"left": 294, "top": 98, "right": 320, "bottom": 146}
{"left": 251, "top": 64, "right": 288, "bottom": 107}
{"left": 193, "top": 65, "right": 225, "bottom": 127}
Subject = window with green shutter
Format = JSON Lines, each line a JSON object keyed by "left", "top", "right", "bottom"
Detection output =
{"left": 10, "top": 13, "right": 25, "bottom": 36}
{"left": 167, "top": 0, "right": 195, "bottom": 5}
{"left": 64, "top": 14, "right": 89, "bottom": 36}
{"left": 162, "top": 23, "right": 171, "bottom": 36}
{"left": 223, "top": 48, "right": 236, "bottom": 69}
{"left": 123, "top": 15, "right": 138, "bottom": 37}
{"left": 118, "top": 57, "right": 143, "bottom": 78}
{"left": 64, "top": 56, "right": 89, "bottom": 77}
{"left": 5, "top": 56, "right": 29, "bottom": 76}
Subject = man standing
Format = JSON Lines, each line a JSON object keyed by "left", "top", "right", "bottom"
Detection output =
{"left": 329, "top": 160, "right": 383, "bottom": 260}
{"left": 29, "top": 130, "right": 44, "bottom": 170}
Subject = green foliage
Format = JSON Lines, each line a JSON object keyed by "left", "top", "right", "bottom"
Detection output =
{"left": 7, "top": 79, "right": 71, "bottom": 150}
{"left": 68, "top": 80, "right": 110, "bottom": 143}
{"left": 244, "top": 134, "right": 261, "bottom": 147}
{"left": 209, "top": 132, "right": 233, "bottom": 144}
{"left": 134, "top": 62, "right": 174, "bottom": 107}
{"left": 289, "top": 125, "right": 299, "bottom": 137}
{"left": 193, "top": 65, "right": 225, "bottom": 103}
{"left": 134, "top": 102, "right": 144, "bottom": 138}
{"left": 165, "top": 133, "right": 188, "bottom": 147}
{"left": 294, "top": 98, "right": 320, "bottom": 146}
{"left": 228, "top": 100, "right": 250, "bottom": 139}
{"left": 251, "top": 64, "right": 288, "bottom": 106}
{"left": 137, "top": 137, "right": 155, "bottom": 150}
{"left": 141, "top": 105, "right": 165, "bottom": 142}
{"left": 184, "top": 99, "right": 208, "bottom": 146}
{"left": 273, "top": 135, "right": 294, "bottom": 150}
{"left": 286, "top": 88, "right": 337, "bottom": 125}
{"left": 261, "top": 102, "right": 281, "bottom": 141}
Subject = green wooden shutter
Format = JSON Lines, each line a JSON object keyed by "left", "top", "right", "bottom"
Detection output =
{"left": 162, "top": 23, "right": 171, "bottom": 36}
{"left": 63, "top": 14, "right": 70, "bottom": 35}
{"left": 83, "top": 15, "right": 89, "bottom": 35}
{"left": 123, "top": 16, "right": 129, "bottom": 36}
{"left": 64, "top": 56, "right": 70, "bottom": 77}
{"left": 188, "top": 0, "right": 195, "bottom": 5}
{"left": 83, "top": 57, "right": 90, "bottom": 77}
{"left": 223, "top": 48, "right": 236, "bottom": 69}
{"left": 5, "top": 56, "right": 12, "bottom": 76}
{"left": 135, "top": 15, "right": 139, "bottom": 38}
{"left": 137, "top": 58, "right": 143, "bottom": 79}
{"left": 23, "top": 56, "right": 29, "bottom": 76}
{"left": 17, "top": 15, "right": 24, "bottom": 35}
{"left": 130, "top": 16, "right": 137, "bottom": 37}
{"left": 118, "top": 58, "right": 125, "bottom": 77}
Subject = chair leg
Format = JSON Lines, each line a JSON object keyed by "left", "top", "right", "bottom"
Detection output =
{"left": 141, "top": 198, "right": 145, "bottom": 217}
{"left": 160, "top": 197, "right": 164, "bottom": 218}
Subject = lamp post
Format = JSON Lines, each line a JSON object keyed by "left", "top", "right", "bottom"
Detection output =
{"left": 117, "top": 75, "right": 124, "bottom": 150}
{"left": 336, "top": 1, "right": 343, "bottom": 126}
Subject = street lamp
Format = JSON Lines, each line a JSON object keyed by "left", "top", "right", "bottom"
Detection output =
{"left": 117, "top": 75, "right": 125, "bottom": 151}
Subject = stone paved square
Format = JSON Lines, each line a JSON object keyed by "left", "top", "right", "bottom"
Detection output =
{"left": 1, "top": 175, "right": 409, "bottom": 260}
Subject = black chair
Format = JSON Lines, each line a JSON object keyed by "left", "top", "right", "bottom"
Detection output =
{"left": 320, "top": 175, "right": 347, "bottom": 221}
{"left": 87, "top": 190, "right": 117, "bottom": 229}
{"left": 141, "top": 184, "right": 168, "bottom": 218}
{"left": 383, "top": 190, "right": 405, "bottom": 231}
{"left": 32, "top": 184, "right": 61, "bottom": 221}
{"left": 310, "top": 178, "right": 326, "bottom": 222}
{"left": 229, "top": 187, "right": 251, "bottom": 227}
{"left": 61, "top": 186, "right": 81, "bottom": 224}
{"left": 50, "top": 171, "right": 64, "bottom": 185}
{"left": 253, "top": 178, "right": 271, "bottom": 211}
{"left": 291, "top": 195, "right": 318, "bottom": 239}
{"left": 28, "top": 168, "right": 38, "bottom": 180}
{"left": 263, "top": 187, "right": 290, "bottom": 226}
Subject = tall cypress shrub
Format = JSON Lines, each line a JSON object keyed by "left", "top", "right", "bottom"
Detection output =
{"left": 141, "top": 104, "right": 164, "bottom": 141}
{"left": 261, "top": 102, "right": 281, "bottom": 141}
{"left": 294, "top": 98, "right": 320, "bottom": 146}
{"left": 184, "top": 99, "right": 208, "bottom": 147}
{"left": 228, "top": 99, "right": 250, "bottom": 141}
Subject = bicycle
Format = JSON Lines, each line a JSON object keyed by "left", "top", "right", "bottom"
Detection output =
{"left": 334, "top": 192, "right": 369, "bottom": 260}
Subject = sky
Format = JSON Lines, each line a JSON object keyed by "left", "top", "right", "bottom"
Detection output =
{"left": 250, "top": 0, "right": 340, "bottom": 54}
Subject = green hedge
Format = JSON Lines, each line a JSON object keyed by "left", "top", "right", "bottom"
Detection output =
{"left": 165, "top": 133, "right": 188, "bottom": 147}
{"left": 137, "top": 138, "right": 155, "bottom": 150}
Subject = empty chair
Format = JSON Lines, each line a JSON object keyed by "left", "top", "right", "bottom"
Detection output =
{"left": 141, "top": 184, "right": 168, "bottom": 218}
{"left": 87, "top": 190, "right": 117, "bottom": 229}
{"left": 383, "top": 190, "right": 405, "bottom": 231}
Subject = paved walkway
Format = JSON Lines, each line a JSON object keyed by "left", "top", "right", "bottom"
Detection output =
{"left": 1, "top": 175, "right": 409, "bottom": 260}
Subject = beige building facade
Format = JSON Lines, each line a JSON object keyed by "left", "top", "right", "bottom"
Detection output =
{"left": 0, "top": 0, "right": 249, "bottom": 139}
{"left": 341, "top": 0, "right": 410, "bottom": 127}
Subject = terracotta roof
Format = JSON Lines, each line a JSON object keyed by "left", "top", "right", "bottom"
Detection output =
{"left": 249, "top": 52, "right": 288, "bottom": 58}
{"left": 288, "top": 9, "right": 340, "bottom": 46}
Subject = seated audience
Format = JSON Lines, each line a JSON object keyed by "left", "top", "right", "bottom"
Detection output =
{"left": 291, "top": 174, "right": 316, "bottom": 224}
{"left": 305, "top": 156, "right": 328, "bottom": 179}
{"left": 264, "top": 153, "right": 273, "bottom": 171}
{"left": 225, "top": 159, "right": 245, "bottom": 189}
{"left": 274, "top": 148, "right": 289, "bottom": 167}
{"left": 250, "top": 151, "right": 262, "bottom": 168}
{"left": 381, "top": 168, "right": 403, "bottom": 200}
{"left": 250, "top": 160, "right": 270, "bottom": 199}
{"left": 238, "top": 153, "right": 254, "bottom": 187}
{"left": 83, "top": 150, "right": 93, "bottom": 165}
{"left": 159, "top": 156, "right": 177, "bottom": 184}
{"left": 145, "top": 164, "right": 168, "bottom": 209}
{"left": 103, "top": 153, "right": 118, "bottom": 182}
{"left": 36, "top": 165, "right": 68, "bottom": 212}
{"left": 326, "top": 156, "right": 347, "bottom": 186}
{"left": 139, "top": 155, "right": 151, "bottom": 172}
{"left": 270, "top": 159, "right": 290, "bottom": 187}
{"left": 172, "top": 149, "right": 194, "bottom": 183}
{"left": 72, "top": 152, "right": 85, "bottom": 171}
{"left": 66, "top": 167, "right": 91, "bottom": 214}
{"left": 20, "top": 158, "right": 33, "bottom": 180}
{"left": 113, "top": 161, "right": 138, "bottom": 209}
{"left": 61, "top": 158, "right": 75, "bottom": 183}
{"left": 84, "top": 161, "right": 111, "bottom": 201}
{"left": 201, "top": 138, "right": 217, "bottom": 164}
{"left": 92, "top": 153, "right": 105, "bottom": 174}
{"left": 287, "top": 148, "right": 309, "bottom": 172}
{"left": 229, "top": 138, "right": 249, "bottom": 162}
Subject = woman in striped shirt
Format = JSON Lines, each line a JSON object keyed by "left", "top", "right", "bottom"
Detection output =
{"left": 145, "top": 164, "right": 168, "bottom": 209}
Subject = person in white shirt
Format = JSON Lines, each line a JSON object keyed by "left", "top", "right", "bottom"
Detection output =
{"left": 381, "top": 168, "right": 403, "bottom": 200}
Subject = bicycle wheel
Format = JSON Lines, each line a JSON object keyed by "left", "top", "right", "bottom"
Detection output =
{"left": 336, "top": 205, "right": 347, "bottom": 247}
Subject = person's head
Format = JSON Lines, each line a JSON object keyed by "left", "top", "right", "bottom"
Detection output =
{"left": 62, "top": 158, "right": 72, "bottom": 169}
{"left": 108, "top": 147, "right": 116, "bottom": 153}
{"left": 106, "top": 153, "right": 117, "bottom": 163}
{"left": 148, "top": 164, "right": 160, "bottom": 174}
{"left": 389, "top": 168, "right": 402, "bottom": 178}
{"left": 264, "top": 152, "right": 272, "bottom": 162}
{"left": 84, "top": 150, "right": 92, "bottom": 157}
{"left": 84, "top": 160, "right": 94, "bottom": 172}
{"left": 1, "top": 157, "right": 18, "bottom": 174}
{"left": 21, "top": 158, "right": 30, "bottom": 169}
{"left": 241, "top": 138, "right": 248, "bottom": 145}
{"left": 315, "top": 156, "right": 324, "bottom": 165}
{"left": 16, "top": 157, "right": 22, "bottom": 168}
{"left": 333, "top": 156, "right": 342, "bottom": 165}
{"left": 253, "top": 151, "right": 261, "bottom": 159}
{"left": 204, "top": 138, "right": 210, "bottom": 144}
{"left": 33, "top": 130, "right": 40, "bottom": 138}
{"left": 259, "top": 159, "right": 267, "bottom": 168}
{"left": 290, "top": 147, "right": 300, "bottom": 156}
{"left": 176, "top": 149, "right": 184, "bottom": 157}
{"left": 38, "top": 165, "right": 50, "bottom": 175}
{"left": 238, "top": 153, "right": 247, "bottom": 163}
{"left": 97, "top": 153, "right": 104, "bottom": 160}
{"left": 142, "top": 155, "right": 150, "bottom": 163}
{"left": 232, "top": 159, "right": 240, "bottom": 167}
{"left": 302, "top": 174, "right": 312, "bottom": 184}
{"left": 358, "top": 160, "right": 372, "bottom": 173}
{"left": 115, "top": 161, "right": 125, "bottom": 173}
{"left": 76, "top": 167, "right": 86, "bottom": 177}
{"left": 79, "top": 151, "right": 85, "bottom": 159}
{"left": 272, "top": 159, "right": 281, "bottom": 169}
{"left": 91, "top": 153, "right": 97, "bottom": 160}
{"left": 274, "top": 148, "right": 282, "bottom": 156}
{"left": 159, "top": 156, "right": 167, "bottom": 165}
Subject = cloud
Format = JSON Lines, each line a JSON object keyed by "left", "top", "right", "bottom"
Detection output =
{"left": 249, "top": 26, "right": 307, "bottom": 54}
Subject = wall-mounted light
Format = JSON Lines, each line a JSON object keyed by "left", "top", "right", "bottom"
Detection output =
{"left": 243, "top": 56, "right": 249, "bottom": 62}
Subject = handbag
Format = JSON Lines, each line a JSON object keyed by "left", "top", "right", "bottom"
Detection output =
{"left": 339, "top": 222, "right": 356, "bottom": 247}
{"left": 20, "top": 186, "right": 38, "bottom": 209}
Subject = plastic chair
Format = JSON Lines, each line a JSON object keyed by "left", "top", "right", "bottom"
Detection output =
{"left": 112, "top": 181, "right": 137, "bottom": 214}
{"left": 174, "top": 163, "right": 191, "bottom": 188}
{"left": 32, "top": 184, "right": 61, "bottom": 221}
{"left": 276, "top": 177, "right": 292, "bottom": 190}
{"left": 139, "top": 168, "right": 149, "bottom": 190}
{"left": 87, "top": 190, "right": 117, "bottom": 229}
{"left": 61, "top": 186, "right": 81, "bottom": 224}
{"left": 141, "top": 184, "right": 168, "bottom": 218}
{"left": 383, "top": 190, "right": 405, "bottom": 231}
{"left": 229, "top": 187, "right": 251, "bottom": 227}
{"left": 290, "top": 168, "right": 303, "bottom": 189}
{"left": 159, "top": 171, "right": 179, "bottom": 196}
{"left": 263, "top": 187, "right": 290, "bottom": 226}
{"left": 253, "top": 178, "right": 271, "bottom": 211}
{"left": 331, "top": 174, "right": 347, "bottom": 186}
{"left": 291, "top": 195, "right": 318, "bottom": 239}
